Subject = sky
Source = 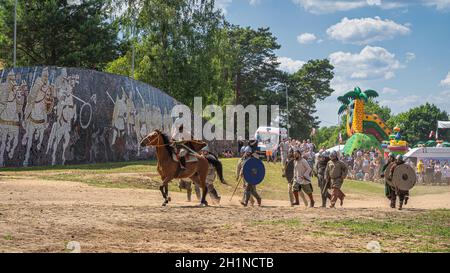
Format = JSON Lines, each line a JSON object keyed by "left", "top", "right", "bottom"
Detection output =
{"left": 216, "top": 0, "right": 450, "bottom": 127}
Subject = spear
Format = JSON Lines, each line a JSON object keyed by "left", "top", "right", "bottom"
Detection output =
{"left": 229, "top": 176, "right": 243, "bottom": 202}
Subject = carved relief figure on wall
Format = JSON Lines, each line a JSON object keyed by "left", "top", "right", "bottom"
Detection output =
{"left": 0, "top": 71, "right": 27, "bottom": 166}
{"left": 46, "top": 68, "right": 79, "bottom": 165}
{"left": 22, "top": 67, "right": 56, "bottom": 166}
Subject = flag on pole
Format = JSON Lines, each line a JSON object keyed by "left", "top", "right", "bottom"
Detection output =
{"left": 338, "top": 132, "right": 343, "bottom": 144}
{"left": 436, "top": 129, "right": 439, "bottom": 140}
{"left": 310, "top": 128, "right": 316, "bottom": 136}
{"left": 429, "top": 131, "right": 435, "bottom": 139}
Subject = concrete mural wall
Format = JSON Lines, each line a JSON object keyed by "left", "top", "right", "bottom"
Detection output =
{"left": 0, "top": 67, "right": 177, "bottom": 167}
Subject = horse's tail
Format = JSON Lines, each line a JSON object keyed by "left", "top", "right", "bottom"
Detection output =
{"left": 206, "top": 154, "right": 228, "bottom": 185}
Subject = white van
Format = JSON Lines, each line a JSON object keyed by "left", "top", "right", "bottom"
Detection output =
{"left": 254, "top": 126, "right": 288, "bottom": 154}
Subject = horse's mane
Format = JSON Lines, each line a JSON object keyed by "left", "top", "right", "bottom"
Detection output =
{"left": 159, "top": 131, "right": 174, "bottom": 157}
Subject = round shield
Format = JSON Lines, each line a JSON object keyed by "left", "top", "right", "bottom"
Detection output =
{"left": 285, "top": 160, "right": 295, "bottom": 183}
{"left": 384, "top": 162, "right": 395, "bottom": 187}
{"left": 392, "top": 164, "right": 416, "bottom": 191}
{"left": 243, "top": 157, "right": 266, "bottom": 185}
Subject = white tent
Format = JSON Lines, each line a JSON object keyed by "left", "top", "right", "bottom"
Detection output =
{"left": 316, "top": 145, "right": 345, "bottom": 156}
{"left": 404, "top": 147, "right": 450, "bottom": 160}
{"left": 438, "top": 121, "right": 450, "bottom": 129}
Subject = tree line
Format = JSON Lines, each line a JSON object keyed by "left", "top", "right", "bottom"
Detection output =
{"left": 0, "top": 0, "right": 335, "bottom": 140}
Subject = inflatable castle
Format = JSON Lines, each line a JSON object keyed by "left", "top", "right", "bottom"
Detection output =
{"left": 337, "top": 87, "right": 408, "bottom": 156}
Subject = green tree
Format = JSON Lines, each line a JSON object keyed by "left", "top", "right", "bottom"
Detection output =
{"left": 364, "top": 100, "right": 391, "bottom": 122}
{"left": 282, "top": 59, "right": 335, "bottom": 139}
{"left": 387, "top": 103, "right": 450, "bottom": 144}
{"left": 106, "top": 0, "right": 233, "bottom": 106}
{"left": 0, "top": 0, "right": 120, "bottom": 69}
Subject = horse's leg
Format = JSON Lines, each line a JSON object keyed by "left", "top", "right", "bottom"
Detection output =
{"left": 160, "top": 177, "right": 172, "bottom": 206}
{"left": 37, "top": 127, "right": 45, "bottom": 150}
{"left": 61, "top": 129, "right": 70, "bottom": 165}
{"left": 8, "top": 129, "right": 19, "bottom": 159}
{"left": 0, "top": 130, "right": 7, "bottom": 166}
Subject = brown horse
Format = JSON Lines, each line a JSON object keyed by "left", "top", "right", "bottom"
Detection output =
{"left": 140, "top": 129, "right": 226, "bottom": 206}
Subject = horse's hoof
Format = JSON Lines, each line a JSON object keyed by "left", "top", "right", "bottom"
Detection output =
{"left": 167, "top": 197, "right": 172, "bottom": 202}
{"left": 162, "top": 202, "right": 168, "bottom": 207}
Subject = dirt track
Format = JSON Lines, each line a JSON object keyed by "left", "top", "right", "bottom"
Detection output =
{"left": 0, "top": 179, "right": 449, "bottom": 253}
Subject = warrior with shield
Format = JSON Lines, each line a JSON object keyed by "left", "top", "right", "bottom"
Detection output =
{"left": 387, "top": 155, "right": 411, "bottom": 210}
{"left": 325, "top": 151, "right": 348, "bottom": 208}
{"left": 236, "top": 146, "right": 262, "bottom": 207}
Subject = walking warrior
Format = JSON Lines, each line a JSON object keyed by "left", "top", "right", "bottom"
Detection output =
{"left": 292, "top": 149, "right": 315, "bottom": 207}
{"left": 236, "top": 146, "right": 262, "bottom": 207}
{"left": 325, "top": 151, "right": 348, "bottom": 208}
{"left": 387, "top": 155, "right": 410, "bottom": 210}
{"left": 381, "top": 153, "right": 396, "bottom": 208}
{"left": 313, "top": 151, "right": 332, "bottom": 207}
{"left": 284, "top": 148, "right": 308, "bottom": 206}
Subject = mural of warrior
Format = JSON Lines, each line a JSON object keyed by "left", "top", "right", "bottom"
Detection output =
{"left": 111, "top": 90, "right": 128, "bottom": 146}
{"left": 46, "top": 68, "right": 79, "bottom": 165}
{"left": 22, "top": 67, "right": 56, "bottom": 166}
{"left": 0, "top": 71, "right": 27, "bottom": 166}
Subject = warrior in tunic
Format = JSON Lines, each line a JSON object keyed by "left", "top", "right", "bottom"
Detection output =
{"left": 292, "top": 149, "right": 315, "bottom": 207}
{"left": 325, "top": 151, "right": 348, "bottom": 208}
{"left": 313, "top": 151, "right": 332, "bottom": 207}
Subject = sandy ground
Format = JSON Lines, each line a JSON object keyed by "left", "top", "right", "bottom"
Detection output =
{"left": 0, "top": 178, "right": 449, "bottom": 253}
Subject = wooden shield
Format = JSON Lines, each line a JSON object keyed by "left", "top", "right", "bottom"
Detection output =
{"left": 285, "top": 160, "right": 295, "bottom": 183}
{"left": 384, "top": 162, "right": 395, "bottom": 187}
{"left": 392, "top": 164, "right": 417, "bottom": 191}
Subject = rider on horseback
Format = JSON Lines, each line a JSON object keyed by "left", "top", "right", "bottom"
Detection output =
{"left": 171, "top": 117, "right": 192, "bottom": 170}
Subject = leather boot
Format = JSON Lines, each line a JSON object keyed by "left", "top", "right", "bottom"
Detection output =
{"left": 292, "top": 191, "right": 300, "bottom": 206}
{"left": 308, "top": 193, "right": 315, "bottom": 208}
{"left": 180, "top": 157, "right": 186, "bottom": 170}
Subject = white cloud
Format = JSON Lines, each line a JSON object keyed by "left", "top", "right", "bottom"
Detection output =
{"left": 278, "top": 57, "right": 306, "bottom": 74}
{"left": 405, "top": 52, "right": 416, "bottom": 63}
{"left": 326, "top": 17, "right": 411, "bottom": 45}
{"left": 215, "top": 0, "right": 263, "bottom": 14}
{"left": 297, "top": 33, "right": 318, "bottom": 44}
{"left": 249, "top": 0, "right": 262, "bottom": 5}
{"left": 440, "top": 72, "right": 450, "bottom": 87}
{"left": 291, "top": 0, "right": 406, "bottom": 14}
{"left": 292, "top": 0, "right": 450, "bottom": 14}
{"left": 381, "top": 87, "right": 399, "bottom": 94}
{"left": 425, "top": 0, "right": 450, "bottom": 11}
{"left": 380, "top": 95, "right": 421, "bottom": 113}
{"left": 330, "top": 46, "right": 402, "bottom": 81}
{"left": 215, "top": 0, "right": 233, "bottom": 14}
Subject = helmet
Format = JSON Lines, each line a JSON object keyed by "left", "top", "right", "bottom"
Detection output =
{"left": 240, "top": 146, "right": 246, "bottom": 153}
{"left": 244, "top": 146, "right": 252, "bottom": 154}
{"left": 201, "top": 146, "right": 209, "bottom": 152}
{"left": 389, "top": 153, "right": 396, "bottom": 159}
{"left": 322, "top": 151, "right": 330, "bottom": 158}
{"left": 288, "top": 147, "right": 294, "bottom": 154}
{"left": 396, "top": 155, "right": 404, "bottom": 161}
{"left": 330, "top": 151, "right": 338, "bottom": 159}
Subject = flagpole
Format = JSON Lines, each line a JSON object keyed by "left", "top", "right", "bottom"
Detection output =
{"left": 13, "top": 0, "right": 18, "bottom": 67}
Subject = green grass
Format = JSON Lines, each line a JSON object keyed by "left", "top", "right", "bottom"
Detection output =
{"left": 318, "top": 209, "right": 450, "bottom": 252}
{"left": 1, "top": 158, "right": 450, "bottom": 200}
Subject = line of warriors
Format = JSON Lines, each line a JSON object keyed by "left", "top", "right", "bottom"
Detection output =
{"left": 284, "top": 149, "right": 348, "bottom": 208}
{"left": 177, "top": 144, "right": 409, "bottom": 210}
